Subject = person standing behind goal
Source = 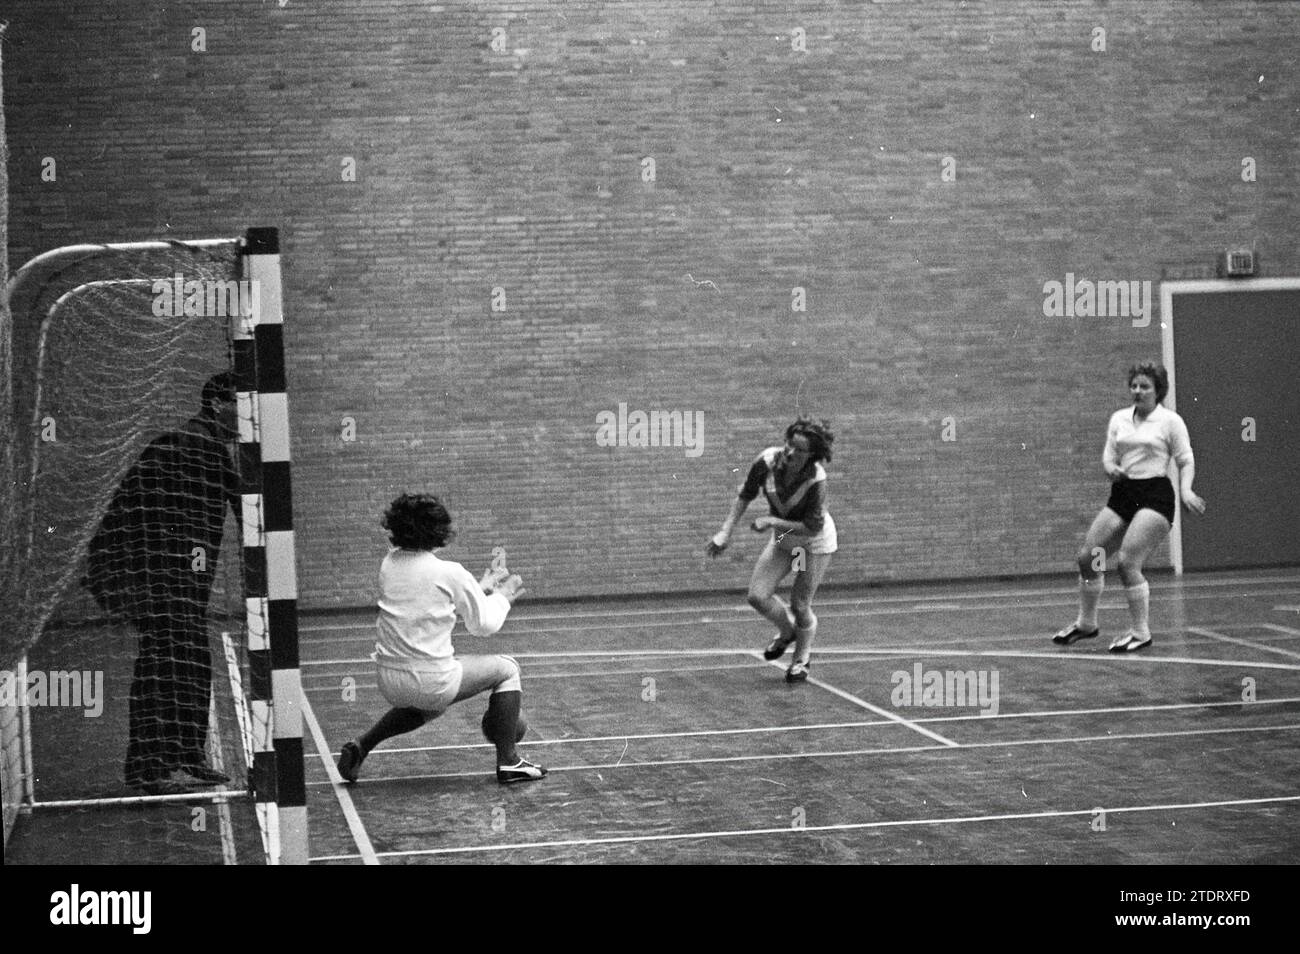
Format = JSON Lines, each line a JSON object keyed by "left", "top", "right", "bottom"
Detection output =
{"left": 1052, "top": 361, "right": 1206, "bottom": 653}
{"left": 85, "top": 372, "right": 240, "bottom": 796}
{"left": 337, "top": 493, "right": 546, "bottom": 785}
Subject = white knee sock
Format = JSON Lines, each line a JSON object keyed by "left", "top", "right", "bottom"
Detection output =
{"left": 1125, "top": 581, "right": 1150, "bottom": 637}
{"left": 1078, "top": 576, "right": 1104, "bottom": 630}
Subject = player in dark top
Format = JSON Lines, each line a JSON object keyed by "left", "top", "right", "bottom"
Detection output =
{"left": 707, "top": 417, "right": 837, "bottom": 682}
{"left": 85, "top": 372, "right": 240, "bottom": 795}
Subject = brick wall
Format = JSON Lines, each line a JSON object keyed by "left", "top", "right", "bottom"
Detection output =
{"left": 5, "top": 1, "right": 1298, "bottom": 608}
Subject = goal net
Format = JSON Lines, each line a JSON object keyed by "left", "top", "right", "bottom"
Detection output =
{"left": 2, "top": 230, "right": 306, "bottom": 864}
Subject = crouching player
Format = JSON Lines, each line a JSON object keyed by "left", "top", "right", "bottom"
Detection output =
{"left": 337, "top": 493, "right": 546, "bottom": 785}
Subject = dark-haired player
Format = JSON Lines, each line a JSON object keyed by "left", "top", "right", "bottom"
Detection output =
{"left": 336, "top": 493, "right": 546, "bottom": 784}
{"left": 706, "top": 417, "right": 837, "bottom": 682}
{"left": 1052, "top": 362, "right": 1206, "bottom": 652}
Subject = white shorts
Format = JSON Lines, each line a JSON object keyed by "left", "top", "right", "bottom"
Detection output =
{"left": 374, "top": 657, "right": 464, "bottom": 715}
{"left": 774, "top": 512, "right": 837, "bottom": 555}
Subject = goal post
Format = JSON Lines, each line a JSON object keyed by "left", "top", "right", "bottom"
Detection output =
{"left": 235, "top": 227, "right": 308, "bottom": 864}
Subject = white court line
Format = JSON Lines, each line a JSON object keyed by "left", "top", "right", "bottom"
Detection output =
{"left": 298, "top": 623, "right": 1281, "bottom": 669}
{"left": 303, "top": 648, "right": 752, "bottom": 667}
{"left": 297, "top": 583, "right": 1300, "bottom": 634}
{"left": 300, "top": 663, "right": 768, "bottom": 688}
{"left": 1261, "top": 623, "right": 1300, "bottom": 637}
{"left": 308, "top": 792, "right": 1300, "bottom": 861}
{"left": 302, "top": 696, "right": 1300, "bottom": 759}
{"left": 220, "top": 632, "right": 267, "bottom": 861}
{"left": 304, "top": 618, "right": 1166, "bottom": 650}
{"left": 1212, "top": 622, "right": 1300, "bottom": 635}
{"left": 300, "top": 646, "right": 1300, "bottom": 672}
{"left": 753, "top": 650, "right": 963, "bottom": 746}
{"left": 299, "top": 693, "right": 380, "bottom": 866}
{"left": 207, "top": 692, "right": 237, "bottom": 866}
{"left": 299, "top": 656, "right": 889, "bottom": 689}
{"left": 306, "top": 722, "right": 1300, "bottom": 788}
{"left": 298, "top": 591, "right": 1300, "bottom": 641}
{"left": 807, "top": 647, "right": 1300, "bottom": 672}
{"left": 1274, "top": 606, "right": 1300, "bottom": 613}
{"left": 1188, "top": 627, "right": 1300, "bottom": 662}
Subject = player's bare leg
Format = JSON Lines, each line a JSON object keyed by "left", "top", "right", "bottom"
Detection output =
{"left": 1110, "top": 509, "right": 1171, "bottom": 652}
{"left": 1053, "top": 507, "right": 1126, "bottom": 644}
{"left": 748, "top": 537, "right": 797, "bottom": 658}
{"left": 787, "top": 551, "right": 832, "bottom": 681}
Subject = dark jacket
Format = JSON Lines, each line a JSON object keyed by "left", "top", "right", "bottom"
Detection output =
{"left": 84, "top": 416, "right": 238, "bottom": 622}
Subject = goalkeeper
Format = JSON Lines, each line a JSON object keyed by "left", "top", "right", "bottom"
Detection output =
{"left": 336, "top": 493, "right": 545, "bottom": 785}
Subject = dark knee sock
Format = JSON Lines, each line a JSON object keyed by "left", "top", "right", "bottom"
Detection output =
{"left": 483, "top": 690, "right": 522, "bottom": 765}
{"left": 359, "top": 707, "right": 428, "bottom": 756}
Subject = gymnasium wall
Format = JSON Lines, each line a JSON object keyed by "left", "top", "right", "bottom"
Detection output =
{"left": 4, "top": 1, "right": 1298, "bottom": 608}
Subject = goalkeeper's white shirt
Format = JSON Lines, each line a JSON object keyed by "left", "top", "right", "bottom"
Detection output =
{"left": 374, "top": 548, "right": 510, "bottom": 670}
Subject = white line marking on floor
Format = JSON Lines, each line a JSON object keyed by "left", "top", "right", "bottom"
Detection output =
{"left": 1188, "top": 627, "right": 1300, "bottom": 662}
{"left": 298, "top": 645, "right": 1300, "bottom": 672}
{"left": 300, "top": 622, "right": 1297, "bottom": 673}
{"left": 297, "top": 581, "right": 1300, "bottom": 633}
{"left": 308, "top": 792, "right": 1300, "bottom": 861}
{"left": 805, "top": 648, "right": 1300, "bottom": 671}
{"left": 300, "top": 696, "right": 1300, "bottom": 760}
{"left": 299, "top": 656, "right": 888, "bottom": 688}
{"left": 299, "top": 693, "right": 380, "bottom": 866}
{"left": 311, "top": 719, "right": 1300, "bottom": 790}
{"left": 752, "top": 650, "right": 959, "bottom": 746}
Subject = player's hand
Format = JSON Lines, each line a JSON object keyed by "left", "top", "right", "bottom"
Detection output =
{"left": 496, "top": 574, "right": 526, "bottom": 602}
{"left": 480, "top": 565, "right": 509, "bottom": 593}
{"left": 751, "top": 516, "right": 776, "bottom": 532}
{"left": 1182, "top": 490, "right": 1206, "bottom": 515}
{"left": 705, "top": 533, "right": 729, "bottom": 558}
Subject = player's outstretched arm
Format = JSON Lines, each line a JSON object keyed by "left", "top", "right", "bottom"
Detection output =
{"left": 707, "top": 496, "right": 750, "bottom": 556}
{"left": 455, "top": 565, "right": 519, "bottom": 637}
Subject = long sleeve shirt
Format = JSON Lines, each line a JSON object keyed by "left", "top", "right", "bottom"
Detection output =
{"left": 374, "top": 548, "right": 510, "bottom": 667}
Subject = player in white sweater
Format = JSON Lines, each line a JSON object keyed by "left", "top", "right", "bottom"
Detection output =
{"left": 1052, "top": 362, "right": 1206, "bottom": 652}
{"left": 337, "top": 494, "right": 545, "bottom": 784}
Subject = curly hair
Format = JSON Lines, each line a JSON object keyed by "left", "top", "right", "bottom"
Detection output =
{"left": 1127, "top": 361, "right": 1169, "bottom": 404}
{"left": 383, "top": 493, "right": 453, "bottom": 550}
{"left": 785, "top": 416, "right": 834, "bottom": 464}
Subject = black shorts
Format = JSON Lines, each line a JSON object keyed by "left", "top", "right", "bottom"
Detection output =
{"left": 1105, "top": 476, "right": 1176, "bottom": 525}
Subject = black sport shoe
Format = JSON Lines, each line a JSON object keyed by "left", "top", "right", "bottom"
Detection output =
{"left": 337, "top": 741, "right": 364, "bottom": 783}
{"left": 763, "top": 633, "right": 797, "bottom": 660}
{"left": 1109, "top": 630, "right": 1152, "bottom": 653}
{"left": 1052, "top": 623, "right": 1099, "bottom": 645}
{"left": 785, "top": 660, "right": 810, "bottom": 683}
{"left": 496, "top": 757, "right": 547, "bottom": 784}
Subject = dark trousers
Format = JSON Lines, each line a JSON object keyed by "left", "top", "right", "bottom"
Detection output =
{"left": 124, "top": 608, "right": 214, "bottom": 784}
